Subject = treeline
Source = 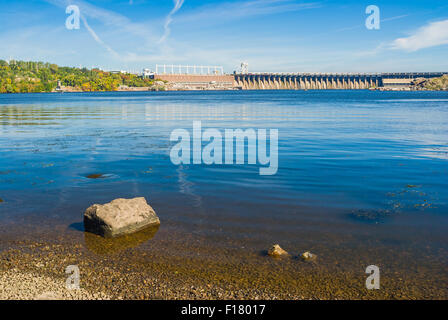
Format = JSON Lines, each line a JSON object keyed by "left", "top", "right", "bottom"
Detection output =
{"left": 0, "top": 60, "right": 154, "bottom": 93}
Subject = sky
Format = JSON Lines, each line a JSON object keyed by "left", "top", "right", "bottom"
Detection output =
{"left": 0, "top": 0, "right": 447, "bottom": 73}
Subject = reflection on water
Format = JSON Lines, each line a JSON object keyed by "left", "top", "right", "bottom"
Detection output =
{"left": 177, "top": 165, "right": 203, "bottom": 209}
{"left": 0, "top": 90, "right": 447, "bottom": 254}
{"left": 84, "top": 224, "right": 160, "bottom": 255}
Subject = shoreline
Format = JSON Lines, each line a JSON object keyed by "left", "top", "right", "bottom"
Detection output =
{"left": 1, "top": 219, "right": 447, "bottom": 300}
{"left": 0, "top": 88, "right": 447, "bottom": 95}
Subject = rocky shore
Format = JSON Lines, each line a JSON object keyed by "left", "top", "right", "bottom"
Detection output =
{"left": 1, "top": 218, "right": 447, "bottom": 300}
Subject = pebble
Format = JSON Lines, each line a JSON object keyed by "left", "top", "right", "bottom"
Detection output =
{"left": 301, "top": 251, "right": 317, "bottom": 262}
{"left": 268, "top": 244, "right": 288, "bottom": 257}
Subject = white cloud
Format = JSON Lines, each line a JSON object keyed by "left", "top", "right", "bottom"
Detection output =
{"left": 45, "top": 0, "right": 158, "bottom": 44}
{"left": 159, "top": 0, "right": 185, "bottom": 43}
{"left": 80, "top": 15, "right": 120, "bottom": 58}
{"left": 391, "top": 19, "right": 448, "bottom": 51}
{"left": 43, "top": 0, "right": 163, "bottom": 63}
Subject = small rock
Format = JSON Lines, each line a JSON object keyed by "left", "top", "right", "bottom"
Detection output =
{"left": 268, "top": 244, "right": 288, "bottom": 257}
{"left": 300, "top": 251, "right": 317, "bottom": 262}
{"left": 84, "top": 197, "right": 160, "bottom": 238}
{"left": 0, "top": 198, "right": 3, "bottom": 203}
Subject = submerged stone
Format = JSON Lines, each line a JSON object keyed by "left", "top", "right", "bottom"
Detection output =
{"left": 301, "top": 251, "right": 317, "bottom": 262}
{"left": 268, "top": 244, "right": 288, "bottom": 257}
{"left": 86, "top": 173, "right": 105, "bottom": 179}
{"left": 84, "top": 197, "right": 160, "bottom": 238}
{"left": 349, "top": 209, "right": 393, "bottom": 222}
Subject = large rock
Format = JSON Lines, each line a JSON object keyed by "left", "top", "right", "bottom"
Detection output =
{"left": 84, "top": 197, "right": 160, "bottom": 238}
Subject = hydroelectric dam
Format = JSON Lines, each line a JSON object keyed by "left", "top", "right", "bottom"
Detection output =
{"left": 151, "top": 65, "right": 446, "bottom": 90}
{"left": 233, "top": 72, "right": 446, "bottom": 90}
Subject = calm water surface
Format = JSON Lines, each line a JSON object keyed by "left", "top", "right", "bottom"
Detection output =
{"left": 1, "top": 90, "right": 447, "bottom": 258}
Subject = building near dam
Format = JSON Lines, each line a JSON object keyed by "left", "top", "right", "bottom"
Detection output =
{"left": 148, "top": 65, "right": 446, "bottom": 90}
{"left": 155, "top": 74, "right": 235, "bottom": 90}
{"left": 151, "top": 65, "right": 234, "bottom": 90}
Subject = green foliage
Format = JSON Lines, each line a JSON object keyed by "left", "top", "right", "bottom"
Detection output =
{"left": 424, "top": 75, "right": 448, "bottom": 91}
{"left": 0, "top": 60, "right": 154, "bottom": 93}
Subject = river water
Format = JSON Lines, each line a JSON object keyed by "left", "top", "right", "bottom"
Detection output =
{"left": 0, "top": 90, "right": 447, "bottom": 297}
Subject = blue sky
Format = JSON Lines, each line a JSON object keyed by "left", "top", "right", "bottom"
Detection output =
{"left": 0, "top": 0, "right": 447, "bottom": 73}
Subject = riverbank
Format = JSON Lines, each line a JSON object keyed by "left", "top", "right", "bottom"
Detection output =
{"left": 1, "top": 218, "right": 447, "bottom": 300}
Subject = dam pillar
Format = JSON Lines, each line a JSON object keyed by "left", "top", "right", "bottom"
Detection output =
{"left": 262, "top": 75, "right": 267, "bottom": 89}
{"left": 318, "top": 77, "right": 324, "bottom": 89}
{"left": 244, "top": 76, "right": 250, "bottom": 90}
{"left": 266, "top": 76, "right": 272, "bottom": 89}
{"left": 311, "top": 77, "right": 316, "bottom": 89}
{"left": 281, "top": 76, "right": 287, "bottom": 89}
{"left": 289, "top": 76, "right": 294, "bottom": 89}
{"left": 252, "top": 76, "right": 257, "bottom": 89}
{"left": 234, "top": 76, "right": 240, "bottom": 87}
{"left": 284, "top": 76, "right": 289, "bottom": 89}
{"left": 300, "top": 77, "right": 306, "bottom": 89}
{"left": 261, "top": 75, "right": 267, "bottom": 89}
{"left": 331, "top": 77, "right": 337, "bottom": 89}
{"left": 249, "top": 75, "right": 254, "bottom": 89}
{"left": 246, "top": 76, "right": 252, "bottom": 89}
{"left": 316, "top": 77, "right": 321, "bottom": 89}
{"left": 275, "top": 76, "right": 281, "bottom": 89}
{"left": 235, "top": 76, "right": 241, "bottom": 88}
{"left": 251, "top": 75, "right": 256, "bottom": 89}
{"left": 266, "top": 75, "right": 272, "bottom": 89}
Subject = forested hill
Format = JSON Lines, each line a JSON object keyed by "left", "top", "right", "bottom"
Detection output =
{"left": 0, "top": 60, "right": 154, "bottom": 93}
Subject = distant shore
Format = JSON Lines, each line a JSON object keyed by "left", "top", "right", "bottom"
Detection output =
{"left": 0, "top": 87, "right": 447, "bottom": 94}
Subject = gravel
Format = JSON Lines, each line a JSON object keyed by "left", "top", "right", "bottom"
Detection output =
{"left": 0, "top": 269, "right": 110, "bottom": 300}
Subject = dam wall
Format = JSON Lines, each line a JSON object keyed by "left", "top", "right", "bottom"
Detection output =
{"left": 234, "top": 72, "right": 447, "bottom": 90}
{"left": 234, "top": 73, "right": 381, "bottom": 90}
